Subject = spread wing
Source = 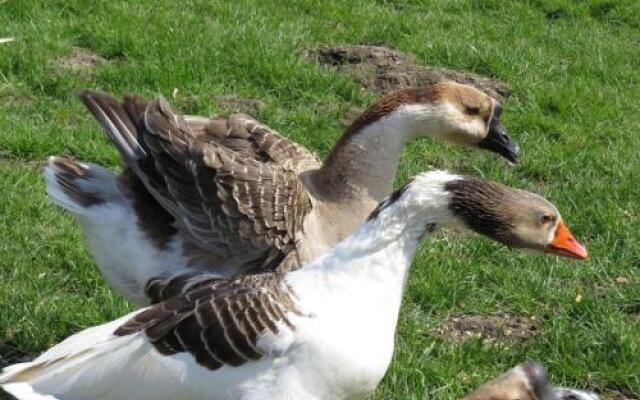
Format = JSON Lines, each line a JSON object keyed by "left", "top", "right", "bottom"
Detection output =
{"left": 114, "top": 274, "right": 306, "bottom": 370}
{"left": 79, "top": 90, "right": 319, "bottom": 275}
{"left": 183, "top": 114, "right": 321, "bottom": 175}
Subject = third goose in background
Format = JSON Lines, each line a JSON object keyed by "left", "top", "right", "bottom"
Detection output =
{"left": 464, "top": 361, "right": 599, "bottom": 400}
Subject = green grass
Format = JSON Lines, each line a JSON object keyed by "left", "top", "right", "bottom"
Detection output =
{"left": 1, "top": 0, "right": 638, "bottom": 398}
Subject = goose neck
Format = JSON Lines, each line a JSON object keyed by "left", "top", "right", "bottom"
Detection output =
{"left": 313, "top": 114, "right": 419, "bottom": 202}
{"left": 304, "top": 177, "right": 454, "bottom": 284}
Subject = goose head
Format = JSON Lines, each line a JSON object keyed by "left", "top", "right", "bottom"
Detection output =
{"left": 464, "top": 361, "right": 599, "bottom": 400}
{"left": 444, "top": 176, "right": 588, "bottom": 259}
{"left": 345, "top": 82, "right": 520, "bottom": 162}
{"left": 387, "top": 171, "right": 587, "bottom": 259}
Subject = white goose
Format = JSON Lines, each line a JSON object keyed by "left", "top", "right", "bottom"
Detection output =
{"left": 44, "top": 82, "right": 520, "bottom": 305}
{"left": 464, "top": 361, "right": 599, "bottom": 400}
{"left": 2, "top": 171, "right": 587, "bottom": 400}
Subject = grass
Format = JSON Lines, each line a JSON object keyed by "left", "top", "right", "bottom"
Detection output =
{"left": 0, "top": 0, "right": 638, "bottom": 398}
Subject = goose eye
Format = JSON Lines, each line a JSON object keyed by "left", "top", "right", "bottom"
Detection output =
{"left": 465, "top": 106, "right": 481, "bottom": 116}
{"left": 540, "top": 214, "right": 555, "bottom": 225}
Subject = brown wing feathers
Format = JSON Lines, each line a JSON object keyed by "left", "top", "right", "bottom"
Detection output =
{"left": 116, "top": 275, "right": 304, "bottom": 370}
{"left": 78, "top": 90, "right": 148, "bottom": 162}
{"left": 79, "top": 90, "right": 315, "bottom": 275}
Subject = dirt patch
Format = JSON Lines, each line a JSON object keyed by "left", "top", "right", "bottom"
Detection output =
{"left": 306, "top": 44, "right": 417, "bottom": 68}
{"left": 437, "top": 313, "right": 538, "bottom": 343}
{"left": 214, "top": 96, "right": 266, "bottom": 116}
{"left": 304, "top": 45, "right": 509, "bottom": 100}
{"left": 58, "top": 47, "right": 109, "bottom": 71}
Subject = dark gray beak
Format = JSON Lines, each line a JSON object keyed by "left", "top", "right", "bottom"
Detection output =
{"left": 478, "top": 116, "right": 520, "bottom": 163}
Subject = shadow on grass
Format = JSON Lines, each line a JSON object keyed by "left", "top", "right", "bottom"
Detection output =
{"left": 0, "top": 342, "right": 35, "bottom": 370}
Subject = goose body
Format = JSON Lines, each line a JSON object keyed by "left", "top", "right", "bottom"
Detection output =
{"left": 2, "top": 171, "right": 587, "bottom": 400}
{"left": 45, "top": 83, "right": 520, "bottom": 305}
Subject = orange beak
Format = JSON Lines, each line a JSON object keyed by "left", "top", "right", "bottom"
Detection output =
{"left": 545, "top": 220, "right": 588, "bottom": 260}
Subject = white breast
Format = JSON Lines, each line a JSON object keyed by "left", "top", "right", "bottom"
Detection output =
{"left": 282, "top": 265, "right": 403, "bottom": 399}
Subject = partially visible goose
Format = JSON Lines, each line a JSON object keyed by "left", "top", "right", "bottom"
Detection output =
{"left": 2, "top": 171, "right": 587, "bottom": 400}
{"left": 464, "top": 361, "right": 599, "bottom": 400}
{"left": 45, "top": 82, "right": 520, "bottom": 305}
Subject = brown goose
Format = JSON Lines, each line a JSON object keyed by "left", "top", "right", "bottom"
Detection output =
{"left": 44, "top": 82, "right": 520, "bottom": 304}
{"left": 464, "top": 361, "right": 598, "bottom": 400}
{"left": 2, "top": 171, "right": 586, "bottom": 400}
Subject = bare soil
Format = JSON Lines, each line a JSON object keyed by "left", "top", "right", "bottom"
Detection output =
{"left": 305, "top": 45, "right": 509, "bottom": 99}
{"left": 58, "top": 47, "right": 109, "bottom": 71}
{"left": 214, "top": 96, "right": 266, "bottom": 116}
{"left": 437, "top": 313, "right": 538, "bottom": 343}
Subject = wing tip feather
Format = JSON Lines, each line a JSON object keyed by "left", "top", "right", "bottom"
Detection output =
{"left": 78, "top": 88, "right": 147, "bottom": 161}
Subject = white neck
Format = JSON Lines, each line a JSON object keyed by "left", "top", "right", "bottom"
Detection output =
{"left": 311, "top": 105, "right": 448, "bottom": 202}
{"left": 292, "top": 171, "right": 459, "bottom": 314}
